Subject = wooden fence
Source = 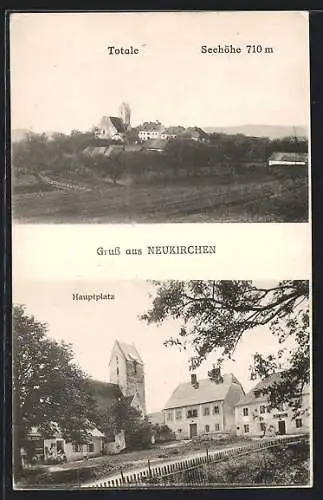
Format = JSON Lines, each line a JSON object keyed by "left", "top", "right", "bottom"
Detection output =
{"left": 84, "top": 434, "right": 307, "bottom": 488}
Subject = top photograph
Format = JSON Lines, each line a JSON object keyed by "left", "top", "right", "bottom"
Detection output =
{"left": 10, "top": 11, "right": 309, "bottom": 224}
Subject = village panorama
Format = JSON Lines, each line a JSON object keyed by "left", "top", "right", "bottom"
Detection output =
{"left": 13, "top": 280, "right": 311, "bottom": 488}
{"left": 12, "top": 101, "right": 308, "bottom": 224}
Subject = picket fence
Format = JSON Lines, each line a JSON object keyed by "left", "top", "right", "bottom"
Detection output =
{"left": 83, "top": 434, "right": 307, "bottom": 488}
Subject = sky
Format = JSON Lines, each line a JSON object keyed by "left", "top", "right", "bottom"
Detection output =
{"left": 12, "top": 279, "right": 297, "bottom": 413}
{"left": 10, "top": 11, "right": 309, "bottom": 133}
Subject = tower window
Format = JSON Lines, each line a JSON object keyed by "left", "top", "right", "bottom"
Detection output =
{"left": 116, "top": 367, "right": 119, "bottom": 375}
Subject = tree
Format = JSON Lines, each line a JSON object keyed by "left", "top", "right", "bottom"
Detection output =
{"left": 13, "top": 305, "right": 96, "bottom": 477}
{"left": 141, "top": 281, "right": 310, "bottom": 413}
{"left": 96, "top": 399, "right": 153, "bottom": 450}
{"left": 152, "top": 423, "right": 175, "bottom": 443}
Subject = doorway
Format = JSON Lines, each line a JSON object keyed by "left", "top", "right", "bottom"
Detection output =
{"left": 189, "top": 423, "right": 197, "bottom": 438}
{"left": 278, "top": 420, "right": 286, "bottom": 435}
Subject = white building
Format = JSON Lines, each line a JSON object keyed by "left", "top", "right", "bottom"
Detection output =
{"left": 268, "top": 152, "right": 308, "bottom": 167}
{"left": 163, "top": 373, "right": 245, "bottom": 440}
{"left": 235, "top": 373, "right": 310, "bottom": 437}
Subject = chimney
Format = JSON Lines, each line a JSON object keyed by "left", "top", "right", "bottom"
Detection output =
{"left": 191, "top": 373, "right": 197, "bottom": 386}
{"left": 208, "top": 365, "right": 223, "bottom": 384}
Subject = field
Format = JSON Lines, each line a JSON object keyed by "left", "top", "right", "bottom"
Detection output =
{"left": 12, "top": 166, "right": 308, "bottom": 223}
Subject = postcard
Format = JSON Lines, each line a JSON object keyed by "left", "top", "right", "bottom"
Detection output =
{"left": 10, "top": 11, "right": 309, "bottom": 224}
{"left": 9, "top": 11, "right": 311, "bottom": 490}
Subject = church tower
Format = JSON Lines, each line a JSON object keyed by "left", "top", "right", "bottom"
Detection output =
{"left": 109, "top": 340, "right": 146, "bottom": 414}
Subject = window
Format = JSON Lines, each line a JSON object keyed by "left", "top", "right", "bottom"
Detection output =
{"left": 213, "top": 406, "right": 219, "bottom": 414}
{"left": 203, "top": 407, "right": 210, "bottom": 416}
{"left": 254, "top": 391, "right": 260, "bottom": 398}
{"left": 244, "top": 425, "right": 249, "bottom": 433}
{"left": 72, "top": 444, "right": 83, "bottom": 452}
{"left": 116, "top": 367, "right": 119, "bottom": 375}
{"left": 166, "top": 411, "right": 173, "bottom": 421}
{"left": 175, "top": 409, "right": 182, "bottom": 420}
{"left": 88, "top": 443, "right": 94, "bottom": 452}
{"left": 260, "top": 405, "right": 266, "bottom": 414}
{"left": 260, "top": 423, "right": 266, "bottom": 432}
{"left": 177, "top": 428, "right": 182, "bottom": 433}
{"left": 134, "top": 361, "right": 137, "bottom": 374}
{"left": 187, "top": 409, "right": 198, "bottom": 418}
{"left": 215, "top": 424, "right": 220, "bottom": 431}
{"left": 205, "top": 425, "right": 210, "bottom": 433}
{"left": 296, "top": 418, "right": 303, "bottom": 428}
{"left": 243, "top": 408, "right": 249, "bottom": 416}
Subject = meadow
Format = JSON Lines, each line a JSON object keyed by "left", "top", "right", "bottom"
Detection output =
{"left": 12, "top": 165, "right": 308, "bottom": 224}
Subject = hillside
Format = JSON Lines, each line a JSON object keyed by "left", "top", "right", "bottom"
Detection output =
{"left": 203, "top": 125, "right": 308, "bottom": 139}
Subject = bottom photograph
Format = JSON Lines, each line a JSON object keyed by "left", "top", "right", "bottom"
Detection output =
{"left": 12, "top": 280, "right": 311, "bottom": 489}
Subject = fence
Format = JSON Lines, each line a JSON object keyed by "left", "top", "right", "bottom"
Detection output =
{"left": 84, "top": 434, "right": 308, "bottom": 488}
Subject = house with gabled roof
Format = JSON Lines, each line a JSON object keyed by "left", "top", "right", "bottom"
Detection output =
{"left": 163, "top": 373, "right": 245, "bottom": 439}
{"left": 183, "top": 126, "right": 209, "bottom": 143}
{"left": 109, "top": 340, "right": 146, "bottom": 415}
{"left": 25, "top": 420, "right": 106, "bottom": 464}
{"left": 94, "top": 116, "right": 127, "bottom": 142}
{"left": 235, "top": 372, "right": 310, "bottom": 437}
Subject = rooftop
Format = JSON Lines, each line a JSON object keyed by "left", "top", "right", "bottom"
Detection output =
{"left": 235, "top": 372, "right": 310, "bottom": 407}
{"left": 116, "top": 340, "right": 144, "bottom": 365}
{"left": 269, "top": 152, "right": 308, "bottom": 163}
{"left": 164, "top": 373, "right": 243, "bottom": 410}
{"left": 99, "top": 116, "right": 126, "bottom": 134}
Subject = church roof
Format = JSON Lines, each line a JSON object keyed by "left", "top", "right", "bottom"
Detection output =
{"left": 99, "top": 116, "right": 126, "bottom": 134}
{"left": 164, "top": 373, "right": 243, "bottom": 410}
{"left": 116, "top": 340, "right": 144, "bottom": 365}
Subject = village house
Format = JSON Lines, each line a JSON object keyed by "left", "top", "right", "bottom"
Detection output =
{"left": 268, "top": 152, "right": 308, "bottom": 167}
{"left": 94, "top": 116, "right": 127, "bottom": 142}
{"left": 163, "top": 373, "right": 245, "bottom": 440}
{"left": 138, "top": 123, "right": 177, "bottom": 142}
{"left": 138, "top": 123, "right": 164, "bottom": 141}
{"left": 183, "top": 126, "right": 209, "bottom": 143}
{"left": 24, "top": 422, "right": 106, "bottom": 465}
{"left": 235, "top": 373, "right": 310, "bottom": 437}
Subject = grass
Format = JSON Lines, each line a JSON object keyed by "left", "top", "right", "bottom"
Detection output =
{"left": 15, "top": 436, "right": 253, "bottom": 488}
{"left": 207, "top": 438, "right": 310, "bottom": 486}
{"left": 171, "top": 438, "right": 310, "bottom": 486}
{"left": 12, "top": 167, "right": 308, "bottom": 223}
